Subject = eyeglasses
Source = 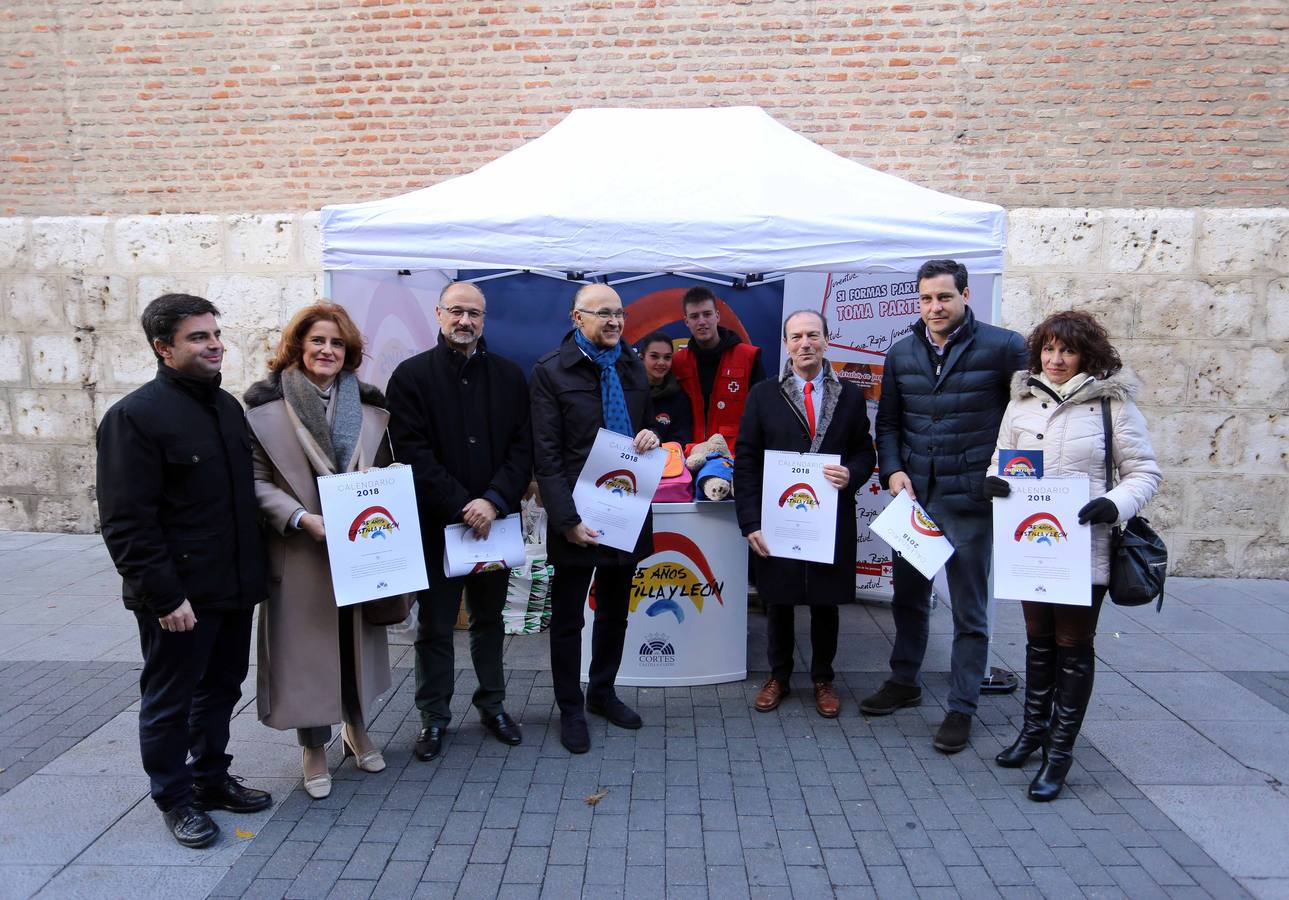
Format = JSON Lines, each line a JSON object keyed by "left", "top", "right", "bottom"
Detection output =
{"left": 575, "top": 307, "right": 627, "bottom": 321}
{"left": 438, "top": 305, "right": 485, "bottom": 321}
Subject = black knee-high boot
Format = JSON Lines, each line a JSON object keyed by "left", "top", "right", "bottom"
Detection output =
{"left": 995, "top": 638, "right": 1057, "bottom": 768}
{"left": 1028, "top": 644, "right": 1095, "bottom": 802}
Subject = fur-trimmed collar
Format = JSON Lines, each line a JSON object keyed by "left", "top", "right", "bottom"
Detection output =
{"left": 244, "top": 369, "right": 387, "bottom": 409}
{"left": 1009, "top": 368, "right": 1141, "bottom": 403}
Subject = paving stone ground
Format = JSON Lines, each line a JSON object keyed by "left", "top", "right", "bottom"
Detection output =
{"left": 0, "top": 660, "right": 140, "bottom": 796}
{"left": 0, "top": 531, "right": 1287, "bottom": 899}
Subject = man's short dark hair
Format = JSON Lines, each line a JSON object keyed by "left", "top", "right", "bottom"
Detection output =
{"left": 782, "top": 309, "right": 829, "bottom": 340}
{"left": 682, "top": 286, "right": 718, "bottom": 313}
{"left": 916, "top": 259, "right": 968, "bottom": 293}
{"left": 141, "top": 293, "right": 220, "bottom": 360}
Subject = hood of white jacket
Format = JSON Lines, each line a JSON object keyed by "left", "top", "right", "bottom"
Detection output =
{"left": 1009, "top": 368, "right": 1143, "bottom": 404}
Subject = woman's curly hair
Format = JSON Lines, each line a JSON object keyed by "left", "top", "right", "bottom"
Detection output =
{"left": 1025, "top": 310, "right": 1122, "bottom": 379}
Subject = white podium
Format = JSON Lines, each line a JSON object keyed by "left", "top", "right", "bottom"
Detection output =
{"left": 579, "top": 501, "right": 748, "bottom": 686}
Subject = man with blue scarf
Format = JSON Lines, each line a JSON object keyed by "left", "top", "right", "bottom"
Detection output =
{"left": 531, "top": 284, "right": 661, "bottom": 754}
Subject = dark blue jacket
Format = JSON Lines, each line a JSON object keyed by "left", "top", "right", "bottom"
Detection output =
{"left": 875, "top": 307, "right": 1026, "bottom": 514}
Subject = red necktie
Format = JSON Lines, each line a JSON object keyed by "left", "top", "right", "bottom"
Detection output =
{"left": 804, "top": 381, "right": 816, "bottom": 440}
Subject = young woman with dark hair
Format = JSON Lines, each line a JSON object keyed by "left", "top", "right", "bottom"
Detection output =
{"left": 986, "top": 310, "right": 1161, "bottom": 801}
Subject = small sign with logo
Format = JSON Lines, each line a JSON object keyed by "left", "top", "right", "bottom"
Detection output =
{"left": 991, "top": 475, "right": 1092, "bottom": 605}
{"left": 759, "top": 450, "right": 841, "bottom": 564}
{"left": 999, "top": 449, "right": 1044, "bottom": 478}
{"left": 317, "top": 465, "right": 429, "bottom": 606}
{"left": 442, "top": 513, "right": 526, "bottom": 578}
{"left": 572, "top": 429, "right": 668, "bottom": 552}
{"left": 869, "top": 490, "right": 955, "bottom": 580}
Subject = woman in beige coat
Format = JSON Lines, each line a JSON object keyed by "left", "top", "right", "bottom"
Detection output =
{"left": 985, "top": 310, "right": 1161, "bottom": 803}
{"left": 245, "top": 303, "right": 393, "bottom": 799}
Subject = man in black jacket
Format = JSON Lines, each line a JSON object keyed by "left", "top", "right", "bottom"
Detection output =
{"left": 97, "top": 294, "right": 271, "bottom": 849}
{"left": 530, "top": 283, "right": 661, "bottom": 754}
{"left": 860, "top": 260, "right": 1027, "bottom": 754}
{"left": 386, "top": 281, "right": 533, "bottom": 761}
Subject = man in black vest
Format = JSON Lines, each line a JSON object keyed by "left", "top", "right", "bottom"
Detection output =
{"left": 97, "top": 293, "right": 272, "bottom": 849}
{"left": 386, "top": 281, "right": 533, "bottom": 761}
{"left": 861, "top": 260, "right": 1027, "bottom": 754}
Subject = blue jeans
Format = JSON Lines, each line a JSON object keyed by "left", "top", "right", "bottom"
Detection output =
{"left": 888, "top": 498, "right": 993, "bottom": 715}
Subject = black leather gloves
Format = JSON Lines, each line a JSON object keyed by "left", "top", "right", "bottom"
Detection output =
{"left": 1077, "top": 497, "right": 1119, "bottom": 525}
{"left": 983, "top": 475, "right": 1012, "bottom": 498}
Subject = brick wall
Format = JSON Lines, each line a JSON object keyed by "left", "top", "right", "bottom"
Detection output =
{"left": 2, "top": 1, "right": 1285, "bottom": 216}
{"left": 0, "top": 210, "right": 1285, "bottom": 576}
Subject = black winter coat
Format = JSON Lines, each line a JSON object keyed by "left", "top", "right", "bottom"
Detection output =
{"left": 385, "top": 335, "right": 533, "bottom": 562}
{"left": 733, "top": 370, "right": 876, "bottom": 606}
{"left": 875, "top": 308, "right": 1026, "bottom": 515}
{"left": 530, "top": 331, "right": 655, "bottom": 567}
{"left": 96, "top": 363, "right": 267, "bottom": 616}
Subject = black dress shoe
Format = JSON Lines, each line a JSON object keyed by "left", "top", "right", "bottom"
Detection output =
{"left": 586, "top": 696, "right": 643, "bottom": 730}
{"left": 482, "top": 711, "right": 522, "bottom": 746}
{"left": 163, "top": 804, "right": 220, "bottom": 848}
{"left": 560, "top": 714, "right": 590, "bottom": 754}
{"left": 193, "top": 774, "right": 272, "bottom": 813}
{"left": 414, "top": 725, "right": 444, "bottom": 761}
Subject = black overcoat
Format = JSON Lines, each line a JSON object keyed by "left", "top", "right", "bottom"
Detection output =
{"left": 96, "top": 363, "right": 267, "bottom": 616}
{"left": 385, "top": 335, "right": 533, "bottom": 562}
{"left": 733, "top": 371, "right": 876, "bottom": 606}
{"left": 530, "top": 331, "right": 655, "bottom": 567}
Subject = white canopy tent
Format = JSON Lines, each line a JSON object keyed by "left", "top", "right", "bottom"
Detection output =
{"left": 321, "top": 106, "right": 1005, "bottom": 275}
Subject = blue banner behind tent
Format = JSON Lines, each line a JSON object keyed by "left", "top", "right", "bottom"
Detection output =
{"left": 459, "top": 271, "right": 786, "bottom": 377}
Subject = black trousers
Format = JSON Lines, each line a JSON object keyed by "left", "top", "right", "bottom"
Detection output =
{"left": 766, "top": 604, "right": 839, "bottom": 684}
{"left": 549, "top": 563, "right": 633, "bottom": 716}
{"left": 413, "top": 569, "right": 509, "bottom": 728}
{"left": 135, "top": 607, "right": 252, "bottom": 811}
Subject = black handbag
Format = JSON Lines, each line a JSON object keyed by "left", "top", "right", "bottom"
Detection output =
{"left": 1101, "top": 399, "right": 1167, "bottom": 610}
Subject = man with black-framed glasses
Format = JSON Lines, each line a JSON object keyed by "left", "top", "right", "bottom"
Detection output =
{"left": 386, "top": 281, "right": 533, "bottom": 761}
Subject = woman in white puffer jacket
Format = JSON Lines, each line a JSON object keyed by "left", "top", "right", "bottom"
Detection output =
{"left": 984, "top": 311, "right": 1161, "bottom": 803}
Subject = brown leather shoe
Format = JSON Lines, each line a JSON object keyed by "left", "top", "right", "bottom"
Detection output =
{"left": 754, "top": 677, "right": 788, "bottom": 712}
{"left": 814, "top": 681, "right": 841, "bottom": 718}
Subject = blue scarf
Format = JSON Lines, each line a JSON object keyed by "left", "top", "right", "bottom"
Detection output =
{"left": 573, "top": 330, "right": 633, "bottom": 437}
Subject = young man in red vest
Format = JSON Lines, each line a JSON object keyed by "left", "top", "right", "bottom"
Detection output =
{"left": 670, "top": 286, "right": 766, "bottom": 451}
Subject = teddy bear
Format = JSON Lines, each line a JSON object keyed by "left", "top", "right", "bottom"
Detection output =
{"left": 686, "top": 434, "right": 734, "bottom": 501}
{"left": 685, "top": 433, "right": 731, "bottom": 471}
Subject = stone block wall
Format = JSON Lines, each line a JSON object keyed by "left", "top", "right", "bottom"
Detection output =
{"left": 1000, "top": 209, "right": 1289, "bottom": 578}
{"left": 0, "top": 208, "right": 1285, "bottom": 576}
{"left": 0, "top": 214, "right": 323, "bottom": 532}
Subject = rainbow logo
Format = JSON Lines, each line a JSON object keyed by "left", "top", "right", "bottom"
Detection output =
{"left": 1014, "top": 512, "right": 1068, "bottom": 545}
{"left": 626, "top": 532, "right": 726, "bottom": 624}
{"left": 778, "top": 483, "right": 819, "bottom": 511}
{"left": 348, "top": 506, "right": 399, "bottom": 542}
{"left": 595, "top": 469, "right": 638, "bottom": 497}
{"left": 910, "top": 506, "right": 944, "bottom": 537}
{"left": 1002, "top": 455, "right": 1039, "bottom": 477}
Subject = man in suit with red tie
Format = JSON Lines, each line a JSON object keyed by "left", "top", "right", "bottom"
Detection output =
{"left": 733, "top": 310, "right": 876, "bottom": 718}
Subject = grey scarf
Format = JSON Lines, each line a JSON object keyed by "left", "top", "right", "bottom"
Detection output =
{"left": 778, "top": 359, "right": 841, "bottom": 453}
{"left": 281, "top": 366, "right": 364, "bottom": 474}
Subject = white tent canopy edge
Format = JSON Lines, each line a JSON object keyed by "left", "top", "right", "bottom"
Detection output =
{"left": 320, "top": 106, "right": 1006, "bottom": 276}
